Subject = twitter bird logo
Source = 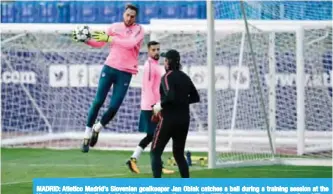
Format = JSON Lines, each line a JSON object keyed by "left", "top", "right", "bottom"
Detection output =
{"left": 54, "top": 71, "right": 64, "bottom": 81}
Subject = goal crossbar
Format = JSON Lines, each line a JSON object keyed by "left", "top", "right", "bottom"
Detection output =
{"left": 1, "top": 20, "right": 331, "bottom": 34}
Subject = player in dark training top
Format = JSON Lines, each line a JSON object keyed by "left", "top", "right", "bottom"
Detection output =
{"left": 150, "top": 49, "right": 200, "bottom": 178}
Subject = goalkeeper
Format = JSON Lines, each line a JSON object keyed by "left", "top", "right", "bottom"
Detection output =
{"left": 126, "top": 41, "right": 174, "bottom": 175}
{"left": 151, "top": 49, "right": 200, "bottom": 178}
{"left": 72, "top": 4, "right": 145, "bottom": 152}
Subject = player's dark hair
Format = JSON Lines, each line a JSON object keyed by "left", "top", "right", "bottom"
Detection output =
{"left": 147, "top": 41, "right": 160, "bottom": 48}
{"left": 168, "top": 59, "right": 182, "bottom": 71}
{"left": 125, "top": 4, "right": 138, "bottom": 15}
{"left": 162, "top": 50, "right": 182, "bottom": 71}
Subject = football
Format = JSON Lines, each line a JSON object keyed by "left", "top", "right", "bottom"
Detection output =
{"left": 74, "top": 25, "right": 91, "bottom": 41}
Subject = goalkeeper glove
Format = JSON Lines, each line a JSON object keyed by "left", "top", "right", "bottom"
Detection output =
{"left": 91, "top": 31, "right": 113, "bottom": 42}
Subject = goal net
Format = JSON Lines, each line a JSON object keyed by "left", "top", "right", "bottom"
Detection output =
{"left": 1, "top": 1, "right": 332, "bottom": 167}
{"left": 208, "top": 1, "right": 332, "bottom": 166}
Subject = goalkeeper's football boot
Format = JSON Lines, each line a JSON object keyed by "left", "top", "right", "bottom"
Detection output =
{"left": 126, "top": 158, "right": 140, "bottom": 174}
{"left": 89, "top": 123, "right": 100, "bottom": 147}
{"left": 81, "top": 138, "right": 90, "bottom": 153}
{"left": 89, "top": 130, "right": 99, "bottom": 147}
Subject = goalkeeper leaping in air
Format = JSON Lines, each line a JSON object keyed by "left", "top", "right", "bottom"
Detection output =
{"left": 126, "top": 41, "right": 174, "bottom": 175}
{"left": 72, "top": 4, "right": 144, "bottom": 152}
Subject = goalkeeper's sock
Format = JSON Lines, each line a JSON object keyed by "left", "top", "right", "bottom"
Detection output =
{"left": 93, "top": 122, "right": 103, "bottom": 132}
{"left": 84, "top": 126, "right": 92, "bottom": 139}
{"left": 131, "top": 146, "right": 143, "bottom": 159}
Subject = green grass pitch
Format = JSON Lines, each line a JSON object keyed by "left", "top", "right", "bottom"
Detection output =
{"left": 1, "top": 148, "right": 332, "bottom": 194}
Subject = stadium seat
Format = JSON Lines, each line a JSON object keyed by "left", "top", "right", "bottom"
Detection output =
{"left": 179, "top": 1, "right": 203, "bottom": 19}
{"left": 38, "top": 1, "right": 58, "bottom": 23}
{"left": 159, "top": 2, "right": 180, "bottom": 19}
{"left": 0, "top": 1, "right": 331, "bottom": 23}
{"left": 75, "top": 1, "right": 99, "bottom": 23}
{"left": 56, "top": 2, "right": 71, "bottom": 23}
{"left": 1, "top": 2, "right": 15, "bottom": 23}
{"left": 97, "top": 1, "right": 120, "bottom": 23}
{"left": 14, "top": 1, "right": 38, "bottom": 23}
{"left": 138, "top": 2, "right": 160, "bottom": 24}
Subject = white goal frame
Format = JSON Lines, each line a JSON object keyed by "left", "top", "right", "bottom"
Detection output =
{"left": 1, "top": 19, "right": 332, "bottom": 168}
{"left": 151, "top": 18, "right": 332, "bottom": 168}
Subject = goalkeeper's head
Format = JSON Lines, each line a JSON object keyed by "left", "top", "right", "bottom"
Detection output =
{"left": 161, "top": 49, "right": 181, "bottom": 71}
{"left": 123, "top": 4, "right": 138, "bottom": 26}
{"left": 147, "top": 41, "right": 160, "bottom": 60}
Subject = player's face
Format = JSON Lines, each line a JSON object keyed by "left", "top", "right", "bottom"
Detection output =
{"left": 164, "top": 59, "right": 169, "bottom": 71}
{"left": 123, "top": 9, "right": 136, "bottom": 26}
{"left": 148, "top": 45, "right": 160, "bottom": 60}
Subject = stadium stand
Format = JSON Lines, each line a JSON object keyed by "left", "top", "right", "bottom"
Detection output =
{"left": 1, "top": 1, "right": 332, "bottom": 24}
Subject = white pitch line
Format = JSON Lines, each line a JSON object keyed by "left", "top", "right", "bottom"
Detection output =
{"left": 5, "top": 163, "right": 99, "bottom": 167}
{"left": 3, "top": 163, "right": 159, "bottom": 168}
{"left": 1, "top": 180, "right": 32, "bottom": 186}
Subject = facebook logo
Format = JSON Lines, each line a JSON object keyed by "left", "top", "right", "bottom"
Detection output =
{"left": 78, "top": 69, "right": 84, "bottom": 83}
{"left": 49, "top": 65, "right": 68, "bottom": 87}
{"left": 69, "top": 65, "right": 88, "bottom": 87}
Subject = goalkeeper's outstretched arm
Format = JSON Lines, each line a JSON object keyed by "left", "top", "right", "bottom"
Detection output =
{"left": 85, "top": 39, "right": 107, "bottom": 48}
{"left": 84, "top": 24, "right": 115, "bottom": 48}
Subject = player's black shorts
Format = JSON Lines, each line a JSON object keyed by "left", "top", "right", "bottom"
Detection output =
{"left": 151, "top": 114, "right": 190, "bottom": 153}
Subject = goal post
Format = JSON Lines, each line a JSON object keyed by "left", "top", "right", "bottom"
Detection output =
{"left": 206, "top": 0, "right": 217, "bottom": 169}
{"left": 1, "top": 19, "right": 332, "bottom": 167}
